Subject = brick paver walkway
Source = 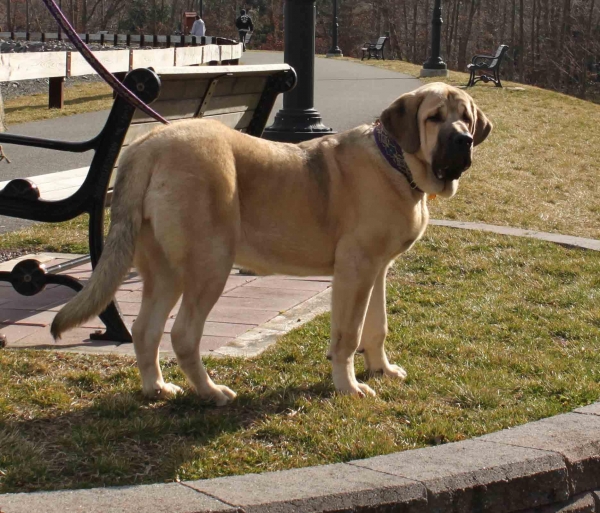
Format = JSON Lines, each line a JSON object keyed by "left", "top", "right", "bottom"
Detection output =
{"left": 0, "top": 253, "right": 332, "bottom": 357}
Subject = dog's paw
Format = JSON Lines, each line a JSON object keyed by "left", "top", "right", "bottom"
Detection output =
{"left": 337, "top": 382, "right": 377, "bottom": 398}
{"left": 384, "top": 364, "right": 407, "bottom": 380}
{"left": 162, "top": 382, "right": 185, "bottom": 397}
{"left": 209, "top": 385, "right": 237, "bottom": 407}
{"left": 369, "top": 364, "right": 407, "bottom": 380}
{"left": 144, "top": 382, "right": 183, "bottom": 399}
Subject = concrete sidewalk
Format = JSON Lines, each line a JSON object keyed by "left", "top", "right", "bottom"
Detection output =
{"left": 0, "top": 254, "right": 331, "bottom": 357}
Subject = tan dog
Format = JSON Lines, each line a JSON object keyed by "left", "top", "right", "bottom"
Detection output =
{"left": 52, "top": 82, "right": 491, "bottom": 405}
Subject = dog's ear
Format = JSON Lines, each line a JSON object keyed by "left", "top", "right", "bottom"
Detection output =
{"left": 380, "top": 92, "right": 423, "bottom": 154}
{"left": 473, "top": 105, "right": 492, "bottom": 146}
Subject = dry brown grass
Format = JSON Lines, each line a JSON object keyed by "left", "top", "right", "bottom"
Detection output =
{"left": 345, "top": 58, "right": 600, "bottom": 240}
{"left": 4, "top": 82, "right": 113, "bottom": 126}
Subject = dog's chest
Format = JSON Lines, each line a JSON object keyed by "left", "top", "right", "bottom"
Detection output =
{"left": 388, "top": 200, "right": 429, "bottom": 257}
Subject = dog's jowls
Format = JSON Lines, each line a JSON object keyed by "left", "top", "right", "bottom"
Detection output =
{"left": 51, "top": 82, "right": 492, "bottom": 405}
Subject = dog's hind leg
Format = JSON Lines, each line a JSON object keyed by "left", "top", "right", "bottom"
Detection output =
{"left": 132, "top": 222, "right": 183, "bottom": 398}
{"left": 358, "top": 264, "right": 407, "bottom": 381}
{"left": 170, "top": 241, "right": 237, "bottom": 406}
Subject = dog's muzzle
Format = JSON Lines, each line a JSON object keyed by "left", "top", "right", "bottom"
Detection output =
{"left": 433, "top": 131, "right": 473, "bottom": 181}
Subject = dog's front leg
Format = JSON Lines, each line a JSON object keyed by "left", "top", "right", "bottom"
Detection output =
{"left": 358, "top": 264, "right": 407, "bottom": 380}
{"left": 328, "top": 248, "right": 380, "bottom": 397}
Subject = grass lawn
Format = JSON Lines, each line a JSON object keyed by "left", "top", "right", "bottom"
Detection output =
{"left": 3, "top": 82, "right": 113, "bottom": 126}
{"left": 1, "top": 227, "right": 599, "bottom": 493}
{"left": 0, "top": 57, "right": 599, "bottom": 494}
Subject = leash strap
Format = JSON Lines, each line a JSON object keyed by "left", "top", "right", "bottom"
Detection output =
{"left": 41, "top": 0, "right": 170, "bottom": 125}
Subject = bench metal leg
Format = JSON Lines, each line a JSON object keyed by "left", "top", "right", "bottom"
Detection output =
{"left": 0, "top": 259, "right": 84, "bottom": 298}
{"left": 0, "top": 259, "right": 131, "bottom": 343}
{"left": 87, "top": 201, "right": 132, "bottom": 343}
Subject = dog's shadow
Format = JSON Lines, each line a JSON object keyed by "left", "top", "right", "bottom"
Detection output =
{"left": 2, "top": 380, "right": 337, "bottom": 491}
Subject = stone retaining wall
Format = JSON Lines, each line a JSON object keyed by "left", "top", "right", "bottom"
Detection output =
{"left": 1, "top": 403, "right": 599, "bottom": 512}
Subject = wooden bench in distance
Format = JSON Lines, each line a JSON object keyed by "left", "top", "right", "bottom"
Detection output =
{"left": 467, "top": 44, "right": 509, "bottom": 87}
{"left": 0, "top": 64, "right": 297, "bottom": 342}
{"left": 361, "top": 36, "right": 388, "bottom": 60}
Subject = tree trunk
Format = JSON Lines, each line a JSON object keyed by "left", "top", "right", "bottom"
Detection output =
{"left": 0, "top": 89, "right": 6, "bottom": 133}
{"left": 457, "top": 0, "right": 478, "bottom": 71}
{"left": 82, "top": 0, "right": 88, "bottom": 32}
{"left": 519, "top": 0, "right": 524, "bottom": 82}
{"left": 423, "top": 0, "right": 430, "bottom": 63}
{"left": 510, "top": 0, "right": 516, "bottom": 79}
{"left": 500, "top": 0, "right": 508, "bottom": 46}
{"left": 6, "top": 0, "right": 12, "bottom": 32}
{"left": 411, "top": 0, "right": 418, "bottom": 62}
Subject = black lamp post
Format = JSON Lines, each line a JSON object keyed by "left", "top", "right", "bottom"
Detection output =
{"left": 326, "top": 0, "right": 342, "bottom": 57}
{"left": 421, "top": 0, "right": 449, "bottom": 77}
{"left": 263, "top": 0, "right": 334, "bottom": 143}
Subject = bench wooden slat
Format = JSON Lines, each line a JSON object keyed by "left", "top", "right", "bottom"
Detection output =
{"left": 132, "top": 92, "right": 262, "bottom": 122}
{"left": 154, "top": 75, "right": 268, "bottom": 102}
{"left": 124, "top": 109, "right": 257, "bottom": 147}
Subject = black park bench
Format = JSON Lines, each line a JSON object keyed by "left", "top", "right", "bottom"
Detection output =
{"left": 361, "top": 36, "right": 388, "bottom": 61}
{"left": 0, "top": 63, "right": 297, "bottom": 342}
{"left": 467, "top": 44, "right": 509, "bottom": 87}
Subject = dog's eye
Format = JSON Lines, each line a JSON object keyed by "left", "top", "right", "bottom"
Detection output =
{"left": 462, "top": 113, "right": 472, "bottom": 124}
{"left": 427, "top": 112, "right": 443, "bottom": 122}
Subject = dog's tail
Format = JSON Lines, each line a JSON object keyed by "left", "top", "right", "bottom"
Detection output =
{"left": 51, "top": 137, "right": 155, "bottom": 339}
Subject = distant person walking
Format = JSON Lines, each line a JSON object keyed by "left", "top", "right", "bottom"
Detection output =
{"left": 235, "top": 9, "right": 254, "bottom": 51}
{"left": 190, "top": 15, "right": 206, "bottom": 39}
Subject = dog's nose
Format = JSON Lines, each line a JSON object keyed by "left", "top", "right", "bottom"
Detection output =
{"left": 452, "top": 132, "right": 473, "bottom": 150}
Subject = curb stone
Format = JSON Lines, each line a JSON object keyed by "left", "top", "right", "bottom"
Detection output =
{"left": 1, "top": 405, "right": 599, "bottom": 513}
{"left": 429, "top": 220, "right": 600, "bottom": 252}
{"left": 478, "top": 413, "right": 600, "bottom": 495}
{"left": 520, "top": 492, "right": 597, "bottom": 512}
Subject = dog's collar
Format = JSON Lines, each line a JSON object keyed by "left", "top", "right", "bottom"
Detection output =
{"left": 373, "top": 121, "right": 423, "bottom": 193}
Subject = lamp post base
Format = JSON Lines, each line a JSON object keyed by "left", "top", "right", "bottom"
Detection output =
{"left": 263, "top": 108, "right": 335, "bottom": 143}
{"left": 326, "top": 48, "right": 343, "bottom": 58}
{"left": 420, "top": 68, "right": 449, "bottom": 77}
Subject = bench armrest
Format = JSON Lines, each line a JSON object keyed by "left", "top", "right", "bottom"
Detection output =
{"left": 471, "top": 53, "right": 495, "bottom": 63}
{"left": 0, "top": 133, "right": 98, "bottom": 153}
{"left": 471, "top": 56, "right": 494, "bottom": 66}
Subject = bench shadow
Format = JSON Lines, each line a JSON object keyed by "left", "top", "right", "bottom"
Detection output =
{"left": 1, "top": 380, "right": 335, "bottom": 493}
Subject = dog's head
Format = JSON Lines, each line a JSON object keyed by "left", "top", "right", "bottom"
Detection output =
{"left": 380, "top": 82, "right": 492, "bottom": 197}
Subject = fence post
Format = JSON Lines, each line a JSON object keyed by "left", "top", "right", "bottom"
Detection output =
{"left": 85, "top": 33, "right": 90, "bottom": 44}
{"left": 153, "top": 34, "right": 158, "bottom": 48}
{"left": 113, "top": 34, "right": 118, "bottom": 46}
{"left": 100, "top": 33, "right": 105, "bottom": 45}
{"left": 140, "top": 34, "right": 145, "bottom": 47}
{"left": 192, "top": 36, "right": 196, "bottom": 46}
{"left": 48, "top": 77, "right": 65, "bottom": 109}
{"left": 166, "top": 35, "right": 171, "bottom": 48}
{"left": 126, "top": 34, "right": 131, "bottom": 46}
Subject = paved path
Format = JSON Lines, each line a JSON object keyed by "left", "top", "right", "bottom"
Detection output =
{"left": 0, "top": 52, "right": 420, "bottom": 233}
{"left": 0, "top": 254, "right": 331, "bottom": 356}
